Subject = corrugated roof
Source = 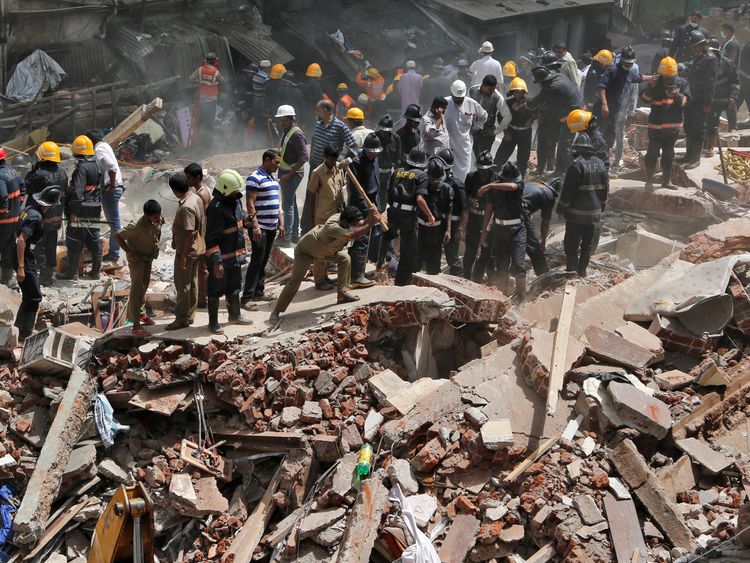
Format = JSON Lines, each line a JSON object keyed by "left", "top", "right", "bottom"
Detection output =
{"left": 44, "top": 41, "right": 132, "bottom": 89}
{"left": 428, "top": 0, "right": 614, "bottom": 21}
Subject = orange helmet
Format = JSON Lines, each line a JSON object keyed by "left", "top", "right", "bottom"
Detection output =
{"left": 502, "top": 61, "right": 517, "bottom": 77}
{"left": 593, "top": 49, "right": 614, "bottom": 67}
{"left": 269, "top": 64, "right": 286, "bottom": 79}
{"left": 508, "top": 77, "right": 528, "bottom": 93}
{"left": 306, "top": 63, "right": 322, "bottom": 78}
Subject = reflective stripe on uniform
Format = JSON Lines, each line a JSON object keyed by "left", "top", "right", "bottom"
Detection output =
{"left": 222, "top": 220, "right": 244, "bottom": 235}
{"left": 221, "top": 248, "right": 248, "bottom": 260}
{"left": 85, "top": 185, "right": 97, "bottom": 192}
{"left": 0, "top": 217, "right": 18, "bottom": 224}
{"left": 469, "top": 208, "right": 484, "bottom": 215}
{"left": 394, "top": 203, "right": 415, "bottom": 211}
{"left": 577, "top": 184, "right": 607, "bottom": 192}
{"left": 494, "top": 218, "right": 522, "bottom": 226}
{"left": 418, "top": 218, "right": 441, "bottom": 226}
{"left": 451, "top": 215, "right": 461, "bottom": 221}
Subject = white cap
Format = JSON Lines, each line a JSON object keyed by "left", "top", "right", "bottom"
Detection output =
{"left": 357, "top": 93, "right": 370, "bottom": 105}
{"left": 450, "top": 79, "right": 467, "bottom": 97}
{"left": 274, "top": 104, "right": 296, "bottom": 118}
{"left": 260, "top": 59, "right": 271, "bottom": 68}
{"left": 481, "top": 41, "right": 494, "bottom": 53}
{"left": 406, "top": 60, "right": 416, "bottom": 69}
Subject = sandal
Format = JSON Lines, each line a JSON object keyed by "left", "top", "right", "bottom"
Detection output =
{"left": 337, "top": 292, "right": 360, "bottom": 304}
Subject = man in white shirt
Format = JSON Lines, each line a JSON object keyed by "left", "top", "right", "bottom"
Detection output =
{"left": 420, "top": 97, "right": 450, "bottom": 155}
{"left": 398, "top": 60, "right": 423, "bottom": 115}
{"left": 444, "top": 80, "right": 488, "bottom": 182}
{"left": 87, "top": 130, "right": 124, "bottom": 263}
{"left": 553, "top": 42, "right": 583, "bottom": 88}
{"left": 469, "top": 41, "right": 505, "bottom": 95}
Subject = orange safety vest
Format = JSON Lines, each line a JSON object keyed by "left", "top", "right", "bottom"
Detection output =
{"left": 356, "top": 73, "right": 386, "bottom": 101}
{"left": 198, "top": 65, "right": 220, "bottom": 98}
{"left": 335, "top": 94, "right": 354, "bottom": 118}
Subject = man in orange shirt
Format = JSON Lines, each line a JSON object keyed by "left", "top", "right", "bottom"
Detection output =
{"left": 190, "top": 53, "right": 224, "bottom": 145}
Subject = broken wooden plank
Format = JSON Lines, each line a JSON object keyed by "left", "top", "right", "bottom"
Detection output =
{"left": 526, "top": 542, "right": 556, "bottom": 563}
{"left": 504, "top": 432, "right": 562, "bottom": 483}
{"left": 23, "top": 495, "right": 91, "bottom": 560}
{"left": 438, "top": 513, "right": 480, "bottom": 563}
{"left": 334, "top": 478, "right": 389, "bottom": 563}
{"left": 221, "top": 464, "right": 282, "bottom": 563}
{"left": 13, "top": 369, "right": 96, "bottom": 545}
{"left": 603, "top": 492, "right": 647, "bottom": 563}
{"left": 547, "top": 283, "right": 577, "bottom": 415}
{"left": 671, "top": 392, "right": 721, "bottom": 439}
{"left": 104, "top": 97, "right": 163, "bottom": 148}
{"left": 213, "top": 429, "right": 304, "bottom": 453}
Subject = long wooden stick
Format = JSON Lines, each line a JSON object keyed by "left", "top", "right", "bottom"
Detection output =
{"left": 546, "top": 283, "right": 577, "bottom": 415}
{"left": 341, "top": 163, "right": 389, "bottom": 231}
{"left": 503, "top": 432, "right": 562, "bottom": 483}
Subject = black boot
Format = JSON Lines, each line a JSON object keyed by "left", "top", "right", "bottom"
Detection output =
{"left": 227, "top": 294, "right": 253, "bottom": 325}
{"left": 350, "top": 253, "right": 374, "bottom": 288}
{"left": 0, "top": 267, "right": 12, "bottom": 286}
{"left": 684, "top": 137, "right": 702, "bottom": 170}
{"left": 208, "top": 297, "right": 223, "bottom": 334}
{"left": 14, "top": 309, "right": 37, "bottom": 341}
{"left": 676, "top": 138, "right": 692, "bottom": 163}
{"left": 86, "top": 254, "right": 102, "bottom": 279}
{"left": 56, "top": 252, "right": 80, "bottom": 280}
{"left": 39, "top": 267, "right": 53, "bottom": 286}
{"left": 644, "top": 166, "right": 655, "bottom": 191}
{"left": 661, "top": 164, "right": 676, "bottom": 189}
{"left": 514, "top": 274, "right": 527, "bottom": 302}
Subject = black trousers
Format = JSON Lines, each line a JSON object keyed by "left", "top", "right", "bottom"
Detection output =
{"left": 536, "top": 119, "right": 560, "bottom": 173}
{"left": 491, "top": 223, "right": 527, "bottom": 282}
{"left": 349, "top": 202, "right": 371, "bottom": 259}
{"left": 494, "top": 128, "right": 532, "bottom": 176}
{"left": 243, "top": 228, "right": 276, "bottom": 299}
{"left": 385, "top": 208, "right": 418, "bottom": 286}
{"left": 555, "top": 125, "right": 574, "bottom": 175}
{"left": 418, "top": 223, "right": 444, "bottom": 275}
{"left": 644, "top": 128, "right": 679, "bottom": 170}
{"left": 463, "top": 212, "right": 484, "bottom": 280}
{"left": 34, "top": 228, "right": 59, "bottom": 272}
{"left": 443, "top": 219, "right": 463, "bottom": 276}
{"left": 472, "top": 132, "right": 495, "bottom": 158}
{"left": 208, "top": 261, "right": 243, "bottom": 299}
{"left": 684, "top": 103, "right": 709, "bottom": 151}
{"left": 525, "top": 215, "right": 548, "bottom": 275}
{"left": 66, "top": 226, "right": 102, "bottom": 266}
{"left": 0, "top": 228, "right": 15, "bottom": 270}
{"left": 564, "top": 220, "right": 596, "bottom": 275}
{"left": 15, "top": 254, "right": 41, "bottom": 313}
{"left": 707, "top": 105, "right": 735, "bottom": 140}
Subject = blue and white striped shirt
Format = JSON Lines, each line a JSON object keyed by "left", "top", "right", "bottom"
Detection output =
{"left": 310, "top": 117, "right": 358, "bottom": 168}
{"left": 246, "top": 167, "right": 280, "bottom": 230}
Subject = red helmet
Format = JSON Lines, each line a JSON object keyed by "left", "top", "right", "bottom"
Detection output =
{"left": 0, "top": 148, "right": 6, "bottom": 160}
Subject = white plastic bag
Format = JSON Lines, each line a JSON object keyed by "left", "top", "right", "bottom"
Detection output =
{"left": 388, "top": 484, "right": 441, "bottom": 563}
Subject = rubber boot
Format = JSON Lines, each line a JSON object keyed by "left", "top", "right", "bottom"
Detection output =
{"left": 676, "top": 138, "right": 692, "bottom": 163}
{"left": 494, "top": 272, "right": 510, "bottom": 294}
{"left": 87, "top": 254, "right": 102, "bottom": 279}
{"left": 39, "top": 267, "right": 53, "bottom": 286}
{"left": 208, "top": 297, "right": 224, "bottom": 334}
{"left": 661, "top": 165, "right": 676, "bottom": 189}
{"left": 514, "top": 275, "right": 527, "bottom": 302}
{"left": 644, "top": 166, "right": 655, "bottom": 191}
{"left": 227, "top": 294, "right": 253, "bottom": 325}
{"left": 684, "top": 138, "right": 702, "bottom": 170}
{"left": 0, "top": 267, "right": 12, "bottom": 286}
{"left": 56, "top": 252, "right": 80, "bottom": 280}
{"left": 350, "top": 253, "right": 374, "bottom": 288}
{"left": 14, "top": 310, "right": 37, "bottom": 341}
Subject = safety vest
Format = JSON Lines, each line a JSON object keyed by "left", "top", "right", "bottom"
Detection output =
{"left": 279, "top": 126, "right": 303, "bottom": 172}
{"left": 335, "top": 95, "right": 354, "bottom": 119}
{"left": 198, "top": 65, "right": 220, "bottom": 99}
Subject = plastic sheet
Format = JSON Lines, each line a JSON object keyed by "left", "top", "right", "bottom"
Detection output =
{"left": 5, "top": 50, "right": 66, "bottom": 103}
{"left": 388, "top": 485, "right": 441, "bottom": 563}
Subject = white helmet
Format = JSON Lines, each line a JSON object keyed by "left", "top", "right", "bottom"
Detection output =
{"left": 480, "top": 41, "right": 494, "bottom": 53}
{"left": 274, "top": 105, "right": 296, "bottom": 118}
{"left": 450, "top": 80, "right": 467, "bottom": 97}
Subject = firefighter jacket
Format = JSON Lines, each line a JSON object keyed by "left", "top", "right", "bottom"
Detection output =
{"left": 557, "top": 154, "right": 609, "bottom": 225}
{"left": 67, "top": 157, "right": 101, "bottom": 220}
{"left": 0, "top": 164, "right": 23, "bottom": 230}
{"left": 642, "top": 77, "right": 690, "bottom": 129}
{"left": 205, "top": 193, "right": 247, "bottom": 265}
{"left": 24, "top": 162, "right": 67, "bottom": 231}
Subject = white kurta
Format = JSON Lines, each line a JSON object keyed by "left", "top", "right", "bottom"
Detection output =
{"left": 444, "top": 96, "right": 487, "bottom": 182}
{"left": 469, "top": 55, "right": 503, "bottom": 88}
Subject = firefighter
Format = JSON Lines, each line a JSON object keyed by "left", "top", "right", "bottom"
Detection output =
{"left": 670, "top": 10, "right": 709, "bottom": 63}
{"left": 335, "top": 83, "right": 355, "bottom": 120}
{"left": 682, "top": 31, "right": 718, "bottom": 169}
{"left": 0, "top": 148, "right": 23, "bottom": 285}
{"left": 462, "top": 150, "right": 498, "bottom": 281}
{"left": 705, "top": 37, "right": 739, "bottom": 156}
{"left": 396, "top": 104, "right": 422, "bottom": 161}
{"left": 57, "top": 135, "right": 102, "bottom": 281}
{"left": 502, "top": 60, "right": 517, "bottom": 92}
{"left": 522, "top": 178, "right": 560, "bottom": 275}
{"left": 300, "top": 63, "right": 326, "bottom": 130}
{"left": 190, "top": 52, "right": 224, "bottom": 144}
{"left": 382, "top": 147, "right": 429, "bottom": 285}
{"left": 557, "top": 133, "right": 609, "bottom": 278}
{"left": 651, "top": 30, "right": 674, "bottom": 74}
{"left": 642, "top": 56, "right": 690, "bottom": 190}
{"left": 24, "top": 141, "right": 67, "bottom": 285}
{"left": 494, "top": 77, "right": 535, "bottom": 175}
{"left": 204, "top": 170, "right": 253, "bottom": 334}
{"left": 566, "top": 109, "right": 610, "bottom": 168}
{"left": 375, "top": 115, "right": 401, "bottom": 211}
{"left": 479, "top": 161, "right": 527, "bottom": 300}
{"left": 434, "top": 148, "right": 466, "bottom": 276}
{"left": 583, "top": 50, "right": 614, "bottom": 109}
{"left": 15, "top": 186, "right": 62, "bottom": 340}
{"left": 419, "top": 160, "right": 452, "bottom": 275}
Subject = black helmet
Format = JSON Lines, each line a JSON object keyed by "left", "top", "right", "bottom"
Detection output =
{"left": 404, "top": 104, "right": 423, "bottom": 123}
{"left": 434, "top": 147, "right": 454, "bottom": 168}
{"left": 660, "top": 29, "right": 673, "bottom": 43}
{"left": 690, "top": 30, "right": 707, "bottom": 47}
{"left": 541, "top": 51, "right": 561, "bottom": 70}
{"left": 532, "top": 66, "right": 552, "bottom": 83}
{"left": 406, "top": 147, "right": 428, "bottom": 169}
{"left": 499, "top": 161, "right": 522, "bottom": 182}
{"left": 572, "top": 132, "right": 594, "bottom": 153}
{"left": 620, "top": 46, "right": 636, "bottom": 64}
{"left": 11, "top": 154, "right": 32, "bottom": 173}
{"left": 476, "top": 150, "right": 494, "bottom": 170}
{"left": 708, "top": 37, "right": 721, "bottom": 53}
{"left": 545, "top": 178, "right": 561, "bottom": 197}
{"left": 426, "top": 159, "right": 446, "bottom": 182}
{"left": 206, "top": 52, "right": 217, "bottom": 63}
{"left": 377, "top": 114, "right": 394, "bottom": 132}
{"left": 363, "top": 133, "right": 383, "bottom": 154}
{"left": 33, "top": 185, "right": 62, "bottom": 207}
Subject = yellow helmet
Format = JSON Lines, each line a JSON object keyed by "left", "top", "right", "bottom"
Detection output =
{"left": 72, "top": 135, "right": 95, "bottom": 156}
{"left": 345, "top": 107, "right": 365, "bottom": 120}
{"left": 658, "top": 56, "right": 679, "bottom": 77}
{"left": 365, "top": 67, "right": 380, "bottom": 79}
{"left": 36, "top": 141, "right": 61, "bottom": 163}
{"left": 593, "top": 49, "right": 614, "bottom": 67}
{"left": 502, "top": 61, "right": 517, "bottom": 77}
{"left": 269, "top": 64, "right": 286, "bottom": 79}
{"left": 215, "top": 169, "right": 244, "bottom": 197}
{"left": 566, "top": 109, "right": 592, "bottom": 133}
{"left": 306, "top": 63, "right": 322, "bottom": 78}
{"left": 336, "top": 82, "right": 348, "bottom": 92}
{"left": 508, "top": 77, "right": 528, "bottom": 93}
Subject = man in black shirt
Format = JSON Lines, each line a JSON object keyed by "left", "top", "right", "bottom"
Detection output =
{"left": 462, "top": 151, "right": 497, "bottom": 281}
{"left": 494, "top": 77, "right": 535, "bottom": 176}
{"left": 523, "top": 179, "right": 559, "bottom": 275}
{"left": 375, "top": 115, "right": 401, "bottom": 211}
{"left": 418, "top": 160, "right": 452, "bottom": 275}
{"left": 396, "top": 104, "right": 422, "bottom": 162}
{"left": 434, "top": 148, "right": 466, "bottom": 276}
{"left": 669, "top": 10, "right": 709, "bottom": 63}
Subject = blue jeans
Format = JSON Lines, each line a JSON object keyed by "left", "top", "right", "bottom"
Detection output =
{"left": 280, "top": 173, "right": 302, "bottom": 241}
{"left": 102, "top": 186, "right": 124, "bottom": 258}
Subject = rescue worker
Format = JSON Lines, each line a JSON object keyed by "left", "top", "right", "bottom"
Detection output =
{"left": 346, "top": 107, "right": 374, "bottom": 149}
{"left": 269, "top": 206, "right": 380, "bottom": 324}
{"left": 356, "top": 66, "right": 386, "bottom": 114}
{"left": 502, "top": 61, "right": 517, "bottom": 92}
{"left": 418, "top": 160, "right": 452, "bottom": 274}
{"left": 347, "top": 133, "right": 382, "bottom": 288}
{"left": 15, "top": 186, "right": 62, "bottom": 340}
{"left": 420, "top": 97, "right": 449, "bottom": 155}
{"left": 0, "top": 148, "right": 23, "bottom": 285}
{"left": 300, "top": 63, "right": 325, "bottom": 129}
{"left": 435, "top": 148, "right": 466, "bottom": 277}
{"left": 721, "top": 23, "right": 741, "bottom": 66}
{"left": 276, "top": 105, "right": 309, "bottom": 244}
{"left": 682, "top": 31, "right": 718, "bottom": 170}
{"left": 566, "top": 109, "right": 610, "bottom": 168}
{"left": 553, "top": 41, "right": 583, "bottom": 88}
{"left": 529, "top": 65, "right": 582, "bottom": 176}
{"left": 375, "top": 115, "right": 401, "bottom": 211}
{"left": 383, "top": 147, "right": 429, "bottom": 285}
{"left": 263, "top": 64, "right": 287, "bottom": 134}
{"left": 203, "top": 170, "right": 253, "bottom": 333}
{"left": 651, "top": 30, "right": 674, "bottom": 75}
{"left": 396, "top": 104, "right": 422, "bottom": 161}
{"left": 24, "top": 141, "right": 67, "bottom": 285}
{"left": 583, "top": 50, "right": 614, "bottom": 109}
{"left": 642, "top": 56, "right": 690, "bottom": 190}
{"left": 10, "top": 154, "right": 32, "bottom": 181}
{"left": 705, "top": 38, "right": 739, "bottom": 155}
{"left": 670, "top": 10, "right": 709, "bottom": 63}
{"left": 462, "top": 150, "right": 498, "bottom": 281}
{"left": 58, "top": 135, "right": 102, "bottom": 281}
{"left": 249, "top": 60, "right": 271, "bottom": 147}
{"left": 335, "top": 83, "right": 355, "bottom": 120}
{"left": 398, "top": 60, "right": 423, "bottom": 115}
{"left": 190, "top": 52, "right": 223, "bottom": 144}
{"left": 469, "top": 74, "right": 511, "bottom": 158}
{"left": 522, "top": 178, "right": 560, "bottom": 275}
{"left": 494, "top": 77, "right": 534, "bottom": 175}
{"left": 478, "top": 161, "right": 527, "bottom": 300}
{"left": 115, "top": 200, "right": 163, "bottom": 337}
{"left": 557, "top": 133, "right": 608, "bottom": 278}
{"left": 184, "top": 162, "right": 211, "bottom": 307}
{"left": 445, "top": 80, "right": 488, "bottom": 182}
{"left": 469, "top": 41, "right": 504, "bottom": 92}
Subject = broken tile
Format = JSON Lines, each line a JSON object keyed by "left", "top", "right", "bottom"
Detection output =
{"left": 574, "top": 494, "right": 604, "bottom": 525}
{"left": 654, "top": 369, "right": 694, "bottom": 391}
{"left": 607, "top": 381, "right": 672, "bottom": 439}
{"left": 585, "top": 326, "right": 656, "bottom": 369}
{"left": 298, "top": 507, "right": 347, "bottom": 539}
{"left": 480, "top": 419, "right": 513, "bottom": 450}
{"left": 676, "top": 438, "right": 734, "bottom": 474}
{"left": 387, "top": 458, "right": 419, "bottom": 495}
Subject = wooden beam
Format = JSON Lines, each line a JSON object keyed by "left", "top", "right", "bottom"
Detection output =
{"left": 546, "top": 283, "right": 577, "bottom": 416}
{"left": 104, "top": 97, "right": 163, "bottom": 149}
{"left": 503, "top": 432, "right": 562, "bottom": 484}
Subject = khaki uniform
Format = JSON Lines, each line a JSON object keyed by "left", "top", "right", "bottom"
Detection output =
{"left": 307, "top": 163, "right": 345, "bottom": 283}
{"left": 194, "top": 184, "right": 212, "bottom": 303}
{"left": 172, "top": 192, "right": 206, "bottom": 323}
{"left": 275, "top": 214, "right": 351, "bottom": 312}
{"left": 119, "top": 216, "right": 163, "bottom": 323}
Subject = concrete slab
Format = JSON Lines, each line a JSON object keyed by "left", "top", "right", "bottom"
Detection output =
{"left": 615, "top": 321, "right": 665, "bottom": 362}
{"left": 676, "top": 437, "right": 735, "bottom": 474}
{"left": 615, "top": 227, "right": 685, "bottom": 269}
{"left": 584, "top": 326, "right": 656, "bottom": 370}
